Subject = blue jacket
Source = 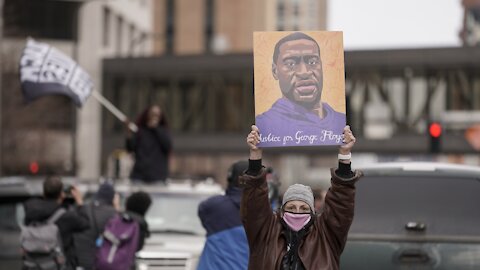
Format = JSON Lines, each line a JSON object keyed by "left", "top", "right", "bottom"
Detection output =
{"left": 197, "top": 187, "right": 249, "bottom": 270}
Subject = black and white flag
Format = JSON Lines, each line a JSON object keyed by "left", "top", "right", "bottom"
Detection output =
{"left": 20, "top": 39, "right": 93, "bottom": 107}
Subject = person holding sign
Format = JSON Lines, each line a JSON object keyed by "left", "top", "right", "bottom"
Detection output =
{"left": 255, "top": 32, "right": 346, "bottom": 147}
{"left": 240, "top": 125, "right": 362, "bottom": 270}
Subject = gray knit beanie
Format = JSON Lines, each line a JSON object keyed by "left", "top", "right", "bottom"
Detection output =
{"left": 282, "top": 184, "right": 314, "bottom": 211}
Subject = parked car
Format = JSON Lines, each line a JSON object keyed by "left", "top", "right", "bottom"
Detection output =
{"left": 130, "top": 180, "right": 223, "bottom": 270}
{"left": 340, "top": 162, "right": 480, "bottom": 270}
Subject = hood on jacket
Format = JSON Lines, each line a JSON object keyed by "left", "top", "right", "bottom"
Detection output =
{"left": 225, "top": 186, "right": 243, "bottom": 207}
{"left": 24, "top": 198, "right": 61, "bottom": 225}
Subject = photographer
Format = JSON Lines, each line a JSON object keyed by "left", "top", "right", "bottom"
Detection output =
{"left": 23, "top": 176, "right": 90, "bottom": 270}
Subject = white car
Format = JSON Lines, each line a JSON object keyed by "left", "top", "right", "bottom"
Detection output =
{"left": 124, "top": 180, "right": 223, "bottom": 270}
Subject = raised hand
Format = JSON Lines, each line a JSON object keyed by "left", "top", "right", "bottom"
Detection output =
{"left": 247, "top": 125, "right": 262, "bottom": 160}
{"left": 340, "top": 125, "right": 356, "bottom": 155}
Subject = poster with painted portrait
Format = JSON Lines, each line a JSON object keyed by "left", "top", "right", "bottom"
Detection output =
{"left": 254, "top": 31, "right": 346, "bottom": 147}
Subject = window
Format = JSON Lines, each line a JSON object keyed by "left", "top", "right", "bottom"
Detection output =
{"left": 129, "top": 24, "right": 136, "bottom": 54}
{"left": 292, "top": 0, "right": 300, "bottom": 30}
{"left": 165, "top": 0, "right": 175, "bottom": 54}
{"left": 116, "top": 16, "right": 124, "bottom": 54}
{"left": 277, "top": 0, "right": 285, "bottom": 31}
{"left": 3, "top": 0, "right": 80, "bottom": 40}
{"left": 103, "top": 7, "right": 111, "bottom": 47}
{"left": 205, "top": 0, "right": 214, "bottom": 52}
{"left": 352, "top": 174, "right": 480, "bottom": 236}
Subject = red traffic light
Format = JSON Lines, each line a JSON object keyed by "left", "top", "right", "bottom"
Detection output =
{"left": 29, "top": 161, "right": 39, "bottom": 174}
{"left": 429, "top": 123, "right": 442, "bottom": 138}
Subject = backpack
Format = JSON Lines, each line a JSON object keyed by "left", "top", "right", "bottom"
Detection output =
{"left": 95, "top": 213, "right": 140, "bottom": 270}
{"left": 20, "top": 208, "right": 66, "bottom": 270}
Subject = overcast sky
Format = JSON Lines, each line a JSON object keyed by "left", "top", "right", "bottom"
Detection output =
{"left": 327, "top": 0, "right": 464, "bottom": 50}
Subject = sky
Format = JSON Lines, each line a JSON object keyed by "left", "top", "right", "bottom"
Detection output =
{"left": 327, "top": 0, "right": 464, "bottom": 50}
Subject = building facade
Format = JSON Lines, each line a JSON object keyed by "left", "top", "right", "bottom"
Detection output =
{"left": 102, "top": 0, "right": 329, "bottom": 185}
{"left": 0, "top": 0, "right": 154, "bottom": 177}
{"left": 101, "top": 1, "right": 480, "bottom": 188}
{"left": 152, "top": 0, "right": 327, "bottom": 55}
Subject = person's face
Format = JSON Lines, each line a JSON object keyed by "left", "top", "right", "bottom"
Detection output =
{"left": 147, "top": 106, "right": 162, "bottom": 128}
{"left": 272, "top": 39, "right": 323, "bottom": 109}
{"left": 283, "top": 200, "right": 311, "bottom": 214}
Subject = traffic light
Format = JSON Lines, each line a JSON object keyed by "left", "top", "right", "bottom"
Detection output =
{"left": 29, "top": 161, "right": 39, "bottom": 174}
{"left": 429, "top": 122, "right": 442, "bottom": 153}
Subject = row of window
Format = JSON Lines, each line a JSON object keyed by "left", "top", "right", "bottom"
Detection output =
{"left": 102, "top": 7, "right": 149, "bottom": 56}
{"left": 277, "top": 0, "right": 321, "bottom": 31}
{"left": 3, "top": 0, "right": 79, "bottom": 40}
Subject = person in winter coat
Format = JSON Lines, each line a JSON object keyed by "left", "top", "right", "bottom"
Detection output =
{"left": 126, "top": 105, "right": 172, "bottom": 183}
{"left": 23, "top": 176, "right": 90, "bottom": 270}
{"left": 125, "top": 191, "right": 152, "bottom": 251}
{"left": 197, "top": 160, "right": 250, "bottom": 270}
{"left": 241, "top": 125, "right": 362, "bottom": 270}
{"left": 74, "top": 182, "right": 119, "bottom": 270}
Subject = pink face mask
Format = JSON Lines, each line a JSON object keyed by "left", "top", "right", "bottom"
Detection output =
{"left": 282, "top": 212, "right": 312, "bottom": 232}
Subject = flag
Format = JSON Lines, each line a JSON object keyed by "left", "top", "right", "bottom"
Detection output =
{"left": 19, "top": 39, "right": 93, "bottom": 107}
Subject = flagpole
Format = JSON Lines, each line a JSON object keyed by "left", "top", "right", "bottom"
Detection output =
{"left": 90, "top": 90, "right": 138, "bottom": 132}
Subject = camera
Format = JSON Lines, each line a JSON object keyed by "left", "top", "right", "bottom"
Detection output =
{"left": 62, "top": 184, "right": 76, "bottom": 207}
{"left": 63, "top": 184, "right": 73, "bottom": 196}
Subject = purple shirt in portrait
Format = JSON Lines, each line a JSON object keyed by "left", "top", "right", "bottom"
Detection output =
{"left": 255, "top": 98, "right": 346, "bottom": 147}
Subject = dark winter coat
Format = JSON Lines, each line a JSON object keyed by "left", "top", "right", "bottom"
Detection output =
{"left": 197, "top": 187, "right": 249, "bottom": 270}
{"left": 126, "top": 211, "right": 150, "bottom": 251}
{"left": 240, "top": 167, "right": 362, "bottom": 270}
{"left": 74, "top": 200, "right": 117, "bottom": 270}
{"left": 126, "top": 126, "right": 172, "bottom": 182}
{"left": 24, "top": 198, "right": 90, "bottom": 269}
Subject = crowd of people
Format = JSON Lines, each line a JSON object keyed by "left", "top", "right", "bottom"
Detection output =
{"left": 20, "top": 103, "right": 361, "bottom": 270}
{"left": 21, "top": 177, "right": 152, "bottom": 270}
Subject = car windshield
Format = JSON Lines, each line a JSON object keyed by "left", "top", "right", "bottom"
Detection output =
{"left": 350, "top": 174, "right": 480, "bottom": 236}
{"left": 145, "top": 193, "right": 211, "bottom": 236}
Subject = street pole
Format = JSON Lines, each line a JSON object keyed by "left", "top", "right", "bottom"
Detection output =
{"left": 0, "top": 0, "right": 4, "bottom": 177}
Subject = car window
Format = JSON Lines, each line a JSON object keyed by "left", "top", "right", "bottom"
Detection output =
{"left": 145, "top": 193, "right": 211, "bottom": 235}
{"left": 350, "top": 175, "right": 480, "bottom": 236}
{"left": 0, "top": 202, "right": 24, "bottom": 231}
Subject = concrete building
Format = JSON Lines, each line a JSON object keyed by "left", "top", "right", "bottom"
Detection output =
{"left": 0, "top": 0, "right": 154, "bottom": 178}
{"left": 101, "top": 0, "right": 329, "bottom": 186}
{"left": 152, "top": 0, "right": 327, "bottom": 55}
{"left": 102, "top": 0, "right": 480, "bottom": 189}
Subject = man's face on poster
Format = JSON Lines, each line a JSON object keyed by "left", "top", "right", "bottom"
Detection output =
{"left": 273, "top": 38, "right": 323, "bottom": 109}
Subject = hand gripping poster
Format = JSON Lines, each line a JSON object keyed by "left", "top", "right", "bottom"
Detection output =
{"left": 254, "top": 31, "right": 346, "bottom": 147}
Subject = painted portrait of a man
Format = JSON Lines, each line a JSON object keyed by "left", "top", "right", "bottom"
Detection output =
{"left": 254, "top": 31, "right": 346, "bottom": 147}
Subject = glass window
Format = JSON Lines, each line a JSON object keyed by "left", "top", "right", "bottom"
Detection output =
{"left": 103, "top": 7, "right": 111, "bottom": 47}
{"left": 3, "top": 0, "right": 80, "bottom": 40}
{"left": 116, "top": 16, "right": 124, "bottom": 54}
{"left": 145, "top": 193, "right": 212, "bottom": 235}
{"left": 351, "top": 174, "right": 480, "bottom": 236}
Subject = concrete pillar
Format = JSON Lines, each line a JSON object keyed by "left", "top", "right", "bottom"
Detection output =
{"left": 76, "top": 2, "right": 103, "bottom": 179}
